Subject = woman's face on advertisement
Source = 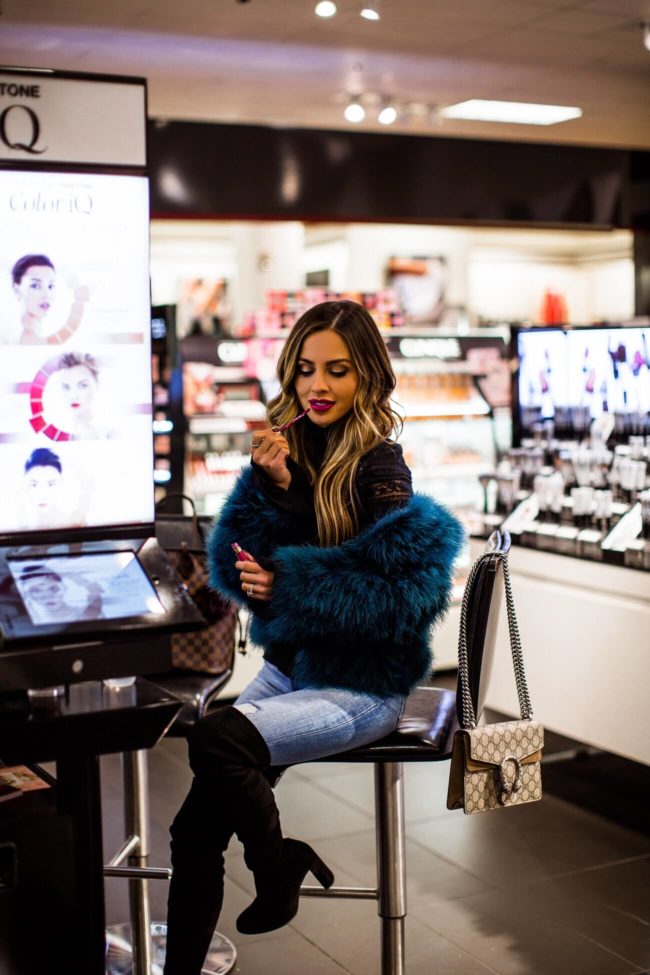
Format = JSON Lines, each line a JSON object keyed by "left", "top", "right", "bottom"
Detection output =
{"left": 294, "top": 329, "right": 359, "bottom": 427}
{"left": 25, "top": 465, "right": 62, "bottom": 511}
{"left": 58, "top": 365, "right": 96, "bottom": 417}
{"left": 14, "top": 265, "right": 56, "bottom": 321}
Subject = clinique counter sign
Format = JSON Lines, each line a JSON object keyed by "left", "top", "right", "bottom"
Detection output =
{"left": 0, "top": 72, "right": 146, "bottom": 167}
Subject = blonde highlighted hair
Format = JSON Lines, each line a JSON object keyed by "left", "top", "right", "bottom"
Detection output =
{"left": 267, "top": 300, "right": 401, "bottom": 546}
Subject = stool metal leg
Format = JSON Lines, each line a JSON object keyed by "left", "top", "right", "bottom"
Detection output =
{"left": 124, "top": 751, "right": 153, "bottom": 975}
{"left": 374, "top": 761, "right": 406, "bottom": 975}
{"left": 105, "top": 749, "right": 237, "bottom": 975}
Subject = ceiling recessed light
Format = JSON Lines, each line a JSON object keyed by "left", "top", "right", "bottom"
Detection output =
{"left": 360, "top": 2, "right": 381, "bottom": 20}
{"left": 315, "top": 1, "right": 337, "bottom": 17}
{"left": 344, "top": 100, "right": 365, "bottom": 123}
{"left": 441, "top": 99, "right": 582, "bottom": 125}
{"left": 378, "top": 104, "right": 397, "bottom": 125}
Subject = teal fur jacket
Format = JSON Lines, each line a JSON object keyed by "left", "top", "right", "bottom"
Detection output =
{"left": 207, "top": 466, "right": 465, "bottom": 698}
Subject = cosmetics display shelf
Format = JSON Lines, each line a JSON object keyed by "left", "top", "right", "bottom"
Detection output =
{"left": 470, "top": 500, "right": 650, "bottom": 572}
{"left": 397, "top": 401, "right": 490, "bottom": 422}
{"left": 468, "top": 428, "right": 650, "bottom": 571}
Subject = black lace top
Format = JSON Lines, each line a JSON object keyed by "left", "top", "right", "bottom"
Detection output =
{"left": 251, "top": 419, "right": 413, "bottom": 538}
{"left": 250, "top": 419, "right": 413, "bottom": 675}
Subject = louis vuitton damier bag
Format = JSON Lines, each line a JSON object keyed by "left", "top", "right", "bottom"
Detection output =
{"left": 447, "top": 548, "right": 544, "bottom": 815}
{"left": 156, "top": 494, "right": 239, "bottom": 674}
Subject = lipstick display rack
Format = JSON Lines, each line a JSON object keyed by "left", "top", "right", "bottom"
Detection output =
{"left": 472, "top": 432, "right": 650, "bottom": 571}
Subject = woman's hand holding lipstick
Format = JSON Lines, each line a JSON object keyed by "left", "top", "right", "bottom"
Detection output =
{"left": 250, "top": 427, "right": 292, "bottom": 489}
{"left": 233, "top": 546, "right": 274, "bottom": 602}
{"left": 249, "top": 409, "right": 309, "bottom": 489}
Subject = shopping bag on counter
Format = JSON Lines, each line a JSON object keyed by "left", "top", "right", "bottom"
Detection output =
{"left": 155, "top": 494, "right": 238, "bottom": 674}
{"left": 447, "top": 545, "right": 544, "bottom": 814}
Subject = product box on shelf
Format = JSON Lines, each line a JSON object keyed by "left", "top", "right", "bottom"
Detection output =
{"left": 238, "top": 288, "right": 404, "bottom": 337}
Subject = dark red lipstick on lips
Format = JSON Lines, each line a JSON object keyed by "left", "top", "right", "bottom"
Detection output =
{"left": 308, "top": 399, "right": 334, "bottom": 413}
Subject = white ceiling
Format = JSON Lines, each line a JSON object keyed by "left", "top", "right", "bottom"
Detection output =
{"left": 1, "top": 0, "right": 650, "bottom": 148}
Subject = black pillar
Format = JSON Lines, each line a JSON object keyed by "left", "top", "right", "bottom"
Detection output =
{"left": 634, "top": 230, "right": 650, "bottom": 317}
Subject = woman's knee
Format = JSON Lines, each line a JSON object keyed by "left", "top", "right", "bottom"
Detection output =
{"left": 187, "top": 705, "right": 271, "bottom": 773}
{"left": 188, "top": 705, "right": 240, "bottom": 751}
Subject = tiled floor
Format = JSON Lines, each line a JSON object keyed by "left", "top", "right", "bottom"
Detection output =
{"left": 100, "top": 713, "right": 650, "bottom": 975}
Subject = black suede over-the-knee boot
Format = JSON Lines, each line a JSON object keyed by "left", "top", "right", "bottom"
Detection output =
{"left": 163, "top": 755, "right": 289, "bottom": 974}
{"left": 163, "top": 714, "right": 293, "bottom": 975}
{"left": 163, "top": 775, "right": 234, "bottom": 975}
{"left": 187, "top": 706, "right": 334, "bottom": 939}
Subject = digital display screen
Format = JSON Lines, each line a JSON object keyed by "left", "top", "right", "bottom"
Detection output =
{"left": 8, "top": 551, "right": 164, "bottom": 626}
{"left": 516, "top": 326, "right": 650, "bottom": 430}
{"left": 0, "top": 170, "right": 154, "bottom": 535}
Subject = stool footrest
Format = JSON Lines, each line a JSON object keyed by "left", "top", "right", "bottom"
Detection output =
{"left": 104, "top": 865, "right": 172, "bottom": 880}
{"left": 300, "top": 884, "right": 378, "bottom": 899}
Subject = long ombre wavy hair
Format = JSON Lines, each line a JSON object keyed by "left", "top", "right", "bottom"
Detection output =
{"left": 267, "top": 300, "right": 402, "bottom": 546}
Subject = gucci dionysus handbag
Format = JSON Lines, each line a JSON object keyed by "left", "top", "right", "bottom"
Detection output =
{"left": 447, "top": 548, "right": 544, "bottom": 815}
{"left": 156, "top": 494, "right": 239, "bottom": 675}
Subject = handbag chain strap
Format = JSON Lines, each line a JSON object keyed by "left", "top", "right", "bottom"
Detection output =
{"left": 457, "top": 549, "right": 533, "bottom": 730}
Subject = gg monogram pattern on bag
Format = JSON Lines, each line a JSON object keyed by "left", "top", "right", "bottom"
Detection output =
{"left": 461, "top": 721, "right": 544, "bottom": 815}
{"left": 468, "top": 720, "right": 544, "bottom": 765}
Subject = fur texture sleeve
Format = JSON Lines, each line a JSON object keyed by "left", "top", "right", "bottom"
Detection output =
{"left": 263, "top": 494, "right": 465, "bottom": 646}
{"left": 205, "top": 466, "right": 307, "bottom": 607}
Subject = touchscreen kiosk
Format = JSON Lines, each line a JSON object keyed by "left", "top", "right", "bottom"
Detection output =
{"left": 9, "top": 551, "right": 163, "bottom": 627}
{"left": 0, "top": 168, "right": 204, "bottom": 690}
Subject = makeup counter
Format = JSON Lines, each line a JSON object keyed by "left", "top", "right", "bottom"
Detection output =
{"left": 465, "top": 322, "right": 650, "bottom": 766}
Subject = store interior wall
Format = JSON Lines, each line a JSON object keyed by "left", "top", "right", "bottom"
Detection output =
{"left": 149, "top": 220, "right": 634, "bottom": 335}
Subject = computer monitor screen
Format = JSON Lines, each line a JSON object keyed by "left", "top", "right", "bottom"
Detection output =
{"left": 514, "top": 324, "right": 650, "bottom": 436}
{"left": 8, "top": 551, "right": 164, "bottom": 627}
{"left": 0, "top": 169, "right": 154, "bottom": 536}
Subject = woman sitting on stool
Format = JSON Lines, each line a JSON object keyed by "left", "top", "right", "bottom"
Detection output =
{"left": 163, "top": 300, "right": 464, "bottom": 975}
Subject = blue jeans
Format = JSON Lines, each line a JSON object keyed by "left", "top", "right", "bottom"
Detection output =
{"left": 234, "top": 660, "right": 405, "bottom": 767}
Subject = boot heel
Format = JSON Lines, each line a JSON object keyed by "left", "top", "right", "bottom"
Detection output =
{"left": 310, "top": 854, "right": 334, "bottom": 889}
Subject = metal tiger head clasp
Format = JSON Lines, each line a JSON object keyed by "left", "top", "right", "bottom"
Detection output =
{"left": 497, "top": 755, "right": 523, "bottom": 803}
